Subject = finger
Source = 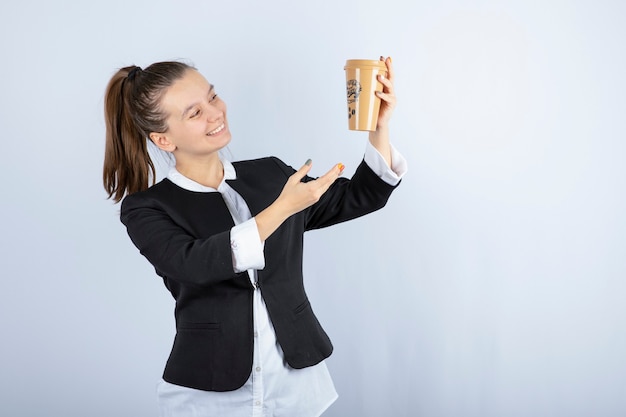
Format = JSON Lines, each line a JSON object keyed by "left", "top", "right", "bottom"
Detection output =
{"left": 292, "top": 159, "right": 313, "bottom": 182}
{"left": 377, "top": 73, "right": 393, "bottom": 92}
{"left": 375, "top": 91, "right": 396, "bottom": 105}
{"left": 329, "top": 162, "right": 345, "bottom": 177}
{"left": 315, "top": 163, "right": 344, "bottom": 188}
{"left": 385, "top": 56, "right": 395, "bottom": 83}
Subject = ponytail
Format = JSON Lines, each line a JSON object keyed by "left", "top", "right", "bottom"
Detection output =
{"left": 102, "top": 61, "right": 194, "bottom": 202}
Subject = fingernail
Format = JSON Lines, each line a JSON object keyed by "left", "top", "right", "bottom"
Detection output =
{"left": 389, "top": 56, "right": 392, "bottom": 63}
{"left": 380, "top": 55, "right": 384, "bottom": 61}
{"left": 305, "top": 159, "right": 312, "bottom": 166}
{"left": 337, "top": 163, "right": 345, "bottom": 172}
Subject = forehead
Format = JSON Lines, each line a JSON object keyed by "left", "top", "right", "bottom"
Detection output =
{"left": 160, "top": 69, "right": 212, "bottom": 114}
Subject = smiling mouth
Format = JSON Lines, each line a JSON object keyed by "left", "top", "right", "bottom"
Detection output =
{"left": 207, "top": 123, "right": 225, "bottom": 136}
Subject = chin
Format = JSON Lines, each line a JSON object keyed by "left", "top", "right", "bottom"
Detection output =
{"left": 214, "top": 130, "right": 232, "bottom": 151}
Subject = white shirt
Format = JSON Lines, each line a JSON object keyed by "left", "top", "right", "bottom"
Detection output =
{"left": 157, "top": 143, "right": 407, "bottom": 417}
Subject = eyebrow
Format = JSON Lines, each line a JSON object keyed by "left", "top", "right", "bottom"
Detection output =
{"left": 181, "top": 84, "right": 215, "bottom": 119}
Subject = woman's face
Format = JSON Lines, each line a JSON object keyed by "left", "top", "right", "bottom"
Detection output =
{"left": 151, "top": 69, "right": 231, "bottom": 158}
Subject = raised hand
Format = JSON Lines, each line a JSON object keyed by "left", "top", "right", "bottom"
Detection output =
{"left": 255, "top": 161, "right": 345, "bottom": 241}
{"left": 275, "top": 161, "right": 345, "bottom": 216}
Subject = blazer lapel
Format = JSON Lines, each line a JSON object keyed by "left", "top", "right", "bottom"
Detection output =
{"left": 226, "top": 160, "right": 285, "bottom": 217}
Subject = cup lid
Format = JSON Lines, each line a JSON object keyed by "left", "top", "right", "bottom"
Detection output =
{"left": 344, "top": 59, "right": 387, "bottom": 70}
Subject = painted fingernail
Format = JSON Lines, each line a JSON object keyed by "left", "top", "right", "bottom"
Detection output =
{"left": 380, "top": 55, "right": 384, "bottom": 60}
{"left": 305, "top": 159, "right": 312, "bottom": 166}
{"left": 337, "top": 163, "right": 345, "bottom": 172}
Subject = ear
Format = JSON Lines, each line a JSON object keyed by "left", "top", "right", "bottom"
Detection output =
{"left": 149, "top": 132, "right": 176, "bottom": 152}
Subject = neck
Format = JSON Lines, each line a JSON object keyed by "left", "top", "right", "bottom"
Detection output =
{"left": 175, "top": 152, "right": 224, "bottom": 189}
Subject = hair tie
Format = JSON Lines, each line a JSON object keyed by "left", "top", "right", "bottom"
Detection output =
{"left": 128, "top": 66, "right": 142, "bottom": 81}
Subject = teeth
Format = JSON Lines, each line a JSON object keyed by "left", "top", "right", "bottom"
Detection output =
{"left": 208, "top": 123, "right": 225, "bottom": 135}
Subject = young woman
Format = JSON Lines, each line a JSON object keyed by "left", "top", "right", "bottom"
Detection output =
{"left": 103, "top": 58, "right": 406, "bottom": 417}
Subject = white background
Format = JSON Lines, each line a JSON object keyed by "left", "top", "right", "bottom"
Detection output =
{"left": 1, "top": 1, "right": 625, "bottom": 416}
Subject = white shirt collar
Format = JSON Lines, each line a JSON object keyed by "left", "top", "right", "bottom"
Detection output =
{"left": 167, "top": 158, "right": 236, "bottom": 193}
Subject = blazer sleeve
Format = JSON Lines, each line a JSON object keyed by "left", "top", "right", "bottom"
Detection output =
{"left": 269, "top": 157, "right": 400, "bottom": 231}
{"left": 120, "top": 192, "right": 244, "bottom": 287}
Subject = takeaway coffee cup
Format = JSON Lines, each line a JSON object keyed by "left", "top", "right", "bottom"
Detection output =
{"left": 344, "top": 59, "right": 388, "bottom": 131}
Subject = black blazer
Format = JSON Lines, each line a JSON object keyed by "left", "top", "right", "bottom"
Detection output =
{"left": 120, "top": 157, "right": 399, "bottom": 391}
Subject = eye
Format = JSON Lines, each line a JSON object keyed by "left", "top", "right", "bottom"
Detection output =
{"left": 210, "top": 93, "right": 218, "bottom": 102}
{"left": 190, "top": 109, "right": 201, "bottom": 118}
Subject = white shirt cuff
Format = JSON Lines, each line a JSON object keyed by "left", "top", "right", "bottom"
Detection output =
{"left": 230, "top": 218, "right": 265, "bottom": 273}
{"left": 363, "top": 141, "right": 408, "bottom": 186}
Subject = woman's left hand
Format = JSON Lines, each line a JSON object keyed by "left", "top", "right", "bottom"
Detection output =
{"left": 375, "top": 56, "right": 396, "bottom": 130}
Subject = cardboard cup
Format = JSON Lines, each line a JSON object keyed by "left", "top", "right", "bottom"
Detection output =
{"left": 344, "top": 59, "right": 388, "bottom": 131}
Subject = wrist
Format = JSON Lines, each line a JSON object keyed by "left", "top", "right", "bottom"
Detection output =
{"left": 271, "top": 194, "right": 297, "bottom": 218}
{"left": 255, "top": 199, "right": 291, "bottom": 241}
{"left": 368, "top": 125, "right": 392, "bottom": 167}
{"left": 369, "top": 125, "right": 389, "bottom": 144}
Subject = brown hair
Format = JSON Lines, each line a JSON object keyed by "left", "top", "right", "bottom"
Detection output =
{"left": 103, "top": 61, "right": 194, "bottom": 202}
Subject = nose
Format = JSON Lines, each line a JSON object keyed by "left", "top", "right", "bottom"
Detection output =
{"left": 206, "top": 104, "right": 223, "bottom": 122}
